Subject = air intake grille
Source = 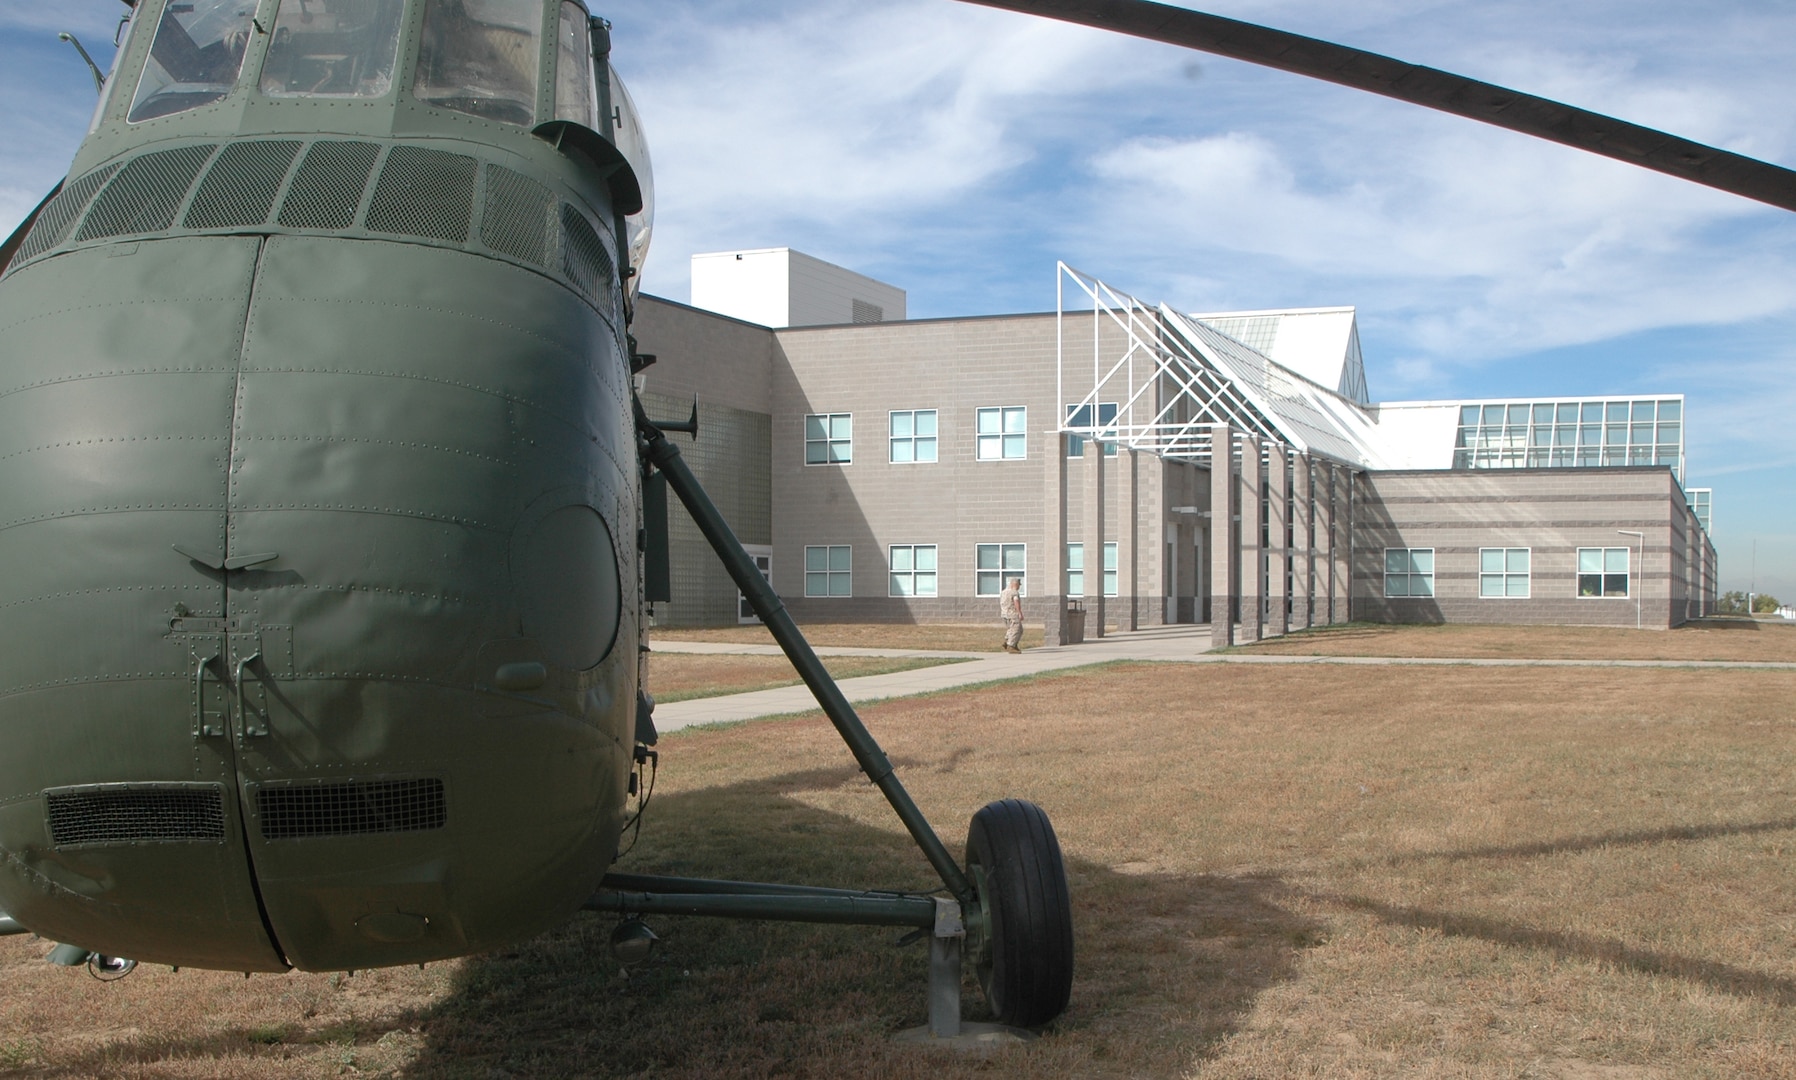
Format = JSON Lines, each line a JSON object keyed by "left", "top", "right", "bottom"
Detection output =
{"left": 258, "top": 778, "right": 447, "bottom": 840}
{"left": 560, "top": 203, "right": 613, "bottom": 307}
{"left": 11, "top": 164, "right": 120, "bottom": 266}
{"left": 366, "top": 146, "right": 477, "bottom": 242}
{"left": 184, "top": 140, "right": 303, "bottom": 230}
{"left": 46, "top": 785, "right": 226, "bottom": 847}
{"left": 277, "top": 140, "right": 380, "bottom": 230}
{"left": 77, "top": 144, "right": 219, "bottom": 241}
{"left": 480, "top": 165, "right": 554, "bottom": 267}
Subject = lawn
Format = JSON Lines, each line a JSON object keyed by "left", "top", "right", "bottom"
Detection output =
{"left": 646, "top": 652, "right": 970, "bottom": 702}
{"left": 651, "top": 622, "right": 1047, "bottom": 653}
{"left": 1232, "top": 618, "right": 1796, "bottom": 663}
{"left": 3, "top": 662, "right": 1793, "bottom": 1078}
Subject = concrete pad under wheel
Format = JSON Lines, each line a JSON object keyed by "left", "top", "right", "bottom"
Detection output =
{"left": 892, "top": 1021, "right": 1037, "bottom": 1049}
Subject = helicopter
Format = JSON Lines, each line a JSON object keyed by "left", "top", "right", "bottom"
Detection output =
{"left": 0, "top": 0, "right": 1791, "bottom": 1041}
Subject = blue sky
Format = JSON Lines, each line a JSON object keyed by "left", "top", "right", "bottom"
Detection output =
{"left": 4, "top": 0, "right": 1793, "bottom": 599}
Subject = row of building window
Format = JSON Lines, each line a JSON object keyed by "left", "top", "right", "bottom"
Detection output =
{"left": 809, "top": 542, "right": 1636, "bottom": 600}
{"left": 801, "top": 542, "right": 1120, "bottom": 598}
{"left": 804, "top": 404, "right": 1128, "bottom": 466}
{"left": 1452, "top": 399, "right": 1684, "bottom": 479}
{"left": 1384, "top": 547, "right": 1633, "bottom": 600}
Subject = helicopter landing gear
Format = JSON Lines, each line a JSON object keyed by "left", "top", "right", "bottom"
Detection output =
{"left": 965, "top": 799, "right": 1074, "bottom": 1028}
{"left": 88, "top": 954, "right": 138, "bottom": 981}
{"left": 632, "top": 402, "right": 1076, "bottom": 1037}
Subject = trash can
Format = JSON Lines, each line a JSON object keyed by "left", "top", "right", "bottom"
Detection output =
{"left": 1065, "top": 599, "right": 1086, "bottom": 644}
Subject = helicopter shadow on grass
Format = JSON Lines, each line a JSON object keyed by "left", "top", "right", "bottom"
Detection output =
{"left": 399, "top": 763, "right": 1324, "bottom": 1079}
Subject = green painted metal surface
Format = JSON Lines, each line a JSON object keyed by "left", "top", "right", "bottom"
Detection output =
{"left": 0, "top": 0, "right": 644, "bottom": 973}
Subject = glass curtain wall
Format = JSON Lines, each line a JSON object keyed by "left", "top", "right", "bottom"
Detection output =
{"left": 1452, "top": 398, "right": 1683, "bottom": 482}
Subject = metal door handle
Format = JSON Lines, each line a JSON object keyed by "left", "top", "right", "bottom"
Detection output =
{"left": 235, "top": 652, "right": 266, "bottom": 737}
{"left": 194, "top": 654, "right": 224, "bottom": 737}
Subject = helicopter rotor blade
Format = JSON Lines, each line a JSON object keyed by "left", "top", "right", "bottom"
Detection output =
{"left": 0, "top": 181, "right": 64, "bottom": 278}
{"left": 959, "top": 0, "right": 1796, "bottom": 214}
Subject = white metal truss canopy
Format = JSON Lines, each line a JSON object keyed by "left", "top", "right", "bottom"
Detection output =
{"left": 1055, "top": 263, "right": 1379, "bottom": 467}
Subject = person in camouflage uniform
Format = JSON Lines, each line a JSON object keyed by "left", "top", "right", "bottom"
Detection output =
{"left": 999, "top": 577, "right": 1024, "bottom": 653}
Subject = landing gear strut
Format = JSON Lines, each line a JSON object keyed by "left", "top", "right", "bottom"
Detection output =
{"left": 609, "top": 399, "right": 1077, "bottom": 1035}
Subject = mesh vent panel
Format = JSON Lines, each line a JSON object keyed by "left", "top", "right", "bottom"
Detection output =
{"left": 258, "top": 778, "right": 446, "bottom": 840}
{"left": 46, "top": 786, "right": 226, "bottom": 846}
{"left": 366, "top": 146, "right": 477, "bottom": 242}
{"left": 76, "top": 144, "right": 219, "bottom": 241}
{"left": 277, "top": 140, "right": 379, "bottom": 229}
{"left": 184, "top": 140, "right": 302, "bottom": 229}
{"left": 12, "top": 164, "right": 120, "bottom": 265}
{"left": 480, "top": 165, "right": 554, "bottom": 267}
{"left": 560, "top": 204, "right": 613, "bottom": 305}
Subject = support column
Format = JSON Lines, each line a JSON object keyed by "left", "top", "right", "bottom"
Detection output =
{"left": 1267, "top": 445, "right": 1288, "bottom": 637}
{"left": 1125, "top": 449, "right": 1140, "bottom": 631}
{"left": 1239, "top": 437, "right": 1263, "bottom": 642}
{"left": 1318, "top": 463, "right": 1337, "bottom": 625}
{"left": 1209, "top": 424, "right": 1235, "bottom": 650}
{"left": 1084, "top": 437, "right": 1106, "bottom": 638}
{"left": 1331, "top": 469, "right": 1352, "bottom": 624}
{"left": 1044, "top": 425, "right": 1068, "bottom": 645}
{"left": 1290, "top": 453, "right": 1312, "bottom": 629}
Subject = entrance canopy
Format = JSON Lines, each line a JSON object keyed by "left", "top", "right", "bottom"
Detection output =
{"left": 1056, "top": 264, "right": 1380, "bottom": 468}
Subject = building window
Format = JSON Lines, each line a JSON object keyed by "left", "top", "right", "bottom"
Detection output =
{"left": 1066, "top": 402, "right": 1118, "bottom": 457}
{"left": 976, "top": 406, "right": 1026, "bottom": 460}
{"left": 1066, "top": 542, "right": 1119, "bottom": 597}
{"left": 1384, "top": 548, "right": 1434, "bottom": 598}
{"left": 976, "top": 543, "right": 1026, "bottom": 596}
{"left": 804, "top": 413, "right": 851, "bottom": 465}
{"left": 804, "top": 545, "right": 851, "bottom": 597}
{"left": 1451, "top": 397, "right": 1683, "bottom": 482}
{"left": 889, "top": 545, "right": 937, "bottom": 597}
{"left": 1480, "top": 548, "right": 1530, "bottom": 598}
{"left": 1578, "top": 547, "right": 1630, "bottom": 598}
{"left": 889, "top": 410, "right": 937, "bottom": 463}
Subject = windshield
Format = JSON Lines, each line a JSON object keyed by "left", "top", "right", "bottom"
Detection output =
{"left": 551, "top": 1, "right": 594, "bottom": 127}
{"left": 611, "top": 66, "right": 653, "bottom": 303}
{"left": 129, "top": 0, "right": 258, "bottom": 122}
{"left": 415, "top": 0, "right": 541, "bottom": 126}
{"left": 260, "top": 0, "right": 406, "bottom": 98}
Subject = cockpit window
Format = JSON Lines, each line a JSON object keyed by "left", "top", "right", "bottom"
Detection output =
{"left": 415, "top": 0, "right": 542, "bottom": 127}
{"left": 128, "top": 0, "right": 258, "bottom": 122}
{"left": 260, "top": 0, "right": 406, "bottom": 99}
{"left": 552, "top": 1, "right": 594, "bottom": 128}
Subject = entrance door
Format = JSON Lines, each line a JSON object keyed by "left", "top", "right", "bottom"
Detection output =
{"left": 740, "top": 546, "right": 772, "bottom": 623}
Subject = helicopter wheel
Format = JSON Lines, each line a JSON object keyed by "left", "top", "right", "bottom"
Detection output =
{"left": 964, "top": 798, "right": 1074, "bottom": 1028}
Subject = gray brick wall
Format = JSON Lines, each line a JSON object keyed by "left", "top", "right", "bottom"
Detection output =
{"left": 640, "top": 392, "right": 772, "bottom": 628}
{"left": 1354, "top": 468, "right": 1698, "bottom": 628}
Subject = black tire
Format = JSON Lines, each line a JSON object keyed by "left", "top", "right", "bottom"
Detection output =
{"left": 964, "top": 798, "right": 1074, "bottom": 1027}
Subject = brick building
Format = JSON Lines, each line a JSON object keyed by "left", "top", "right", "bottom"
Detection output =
{"left": 634, "top": 251, "right": 1717, "bottom": 639}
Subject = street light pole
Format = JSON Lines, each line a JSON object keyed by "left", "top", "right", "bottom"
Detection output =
{"left": 1617, "top": 529, "right": 1645, "bottom": 630}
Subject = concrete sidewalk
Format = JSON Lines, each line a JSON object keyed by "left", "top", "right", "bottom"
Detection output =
{"left": 650, "top": 641, "right": 985, "bottom": 660}
{"left": 650, "top": 625, "right": 1217, "bottom": 732}
{"left": 648, "top": 624, "right": 1796, "bottom": 733}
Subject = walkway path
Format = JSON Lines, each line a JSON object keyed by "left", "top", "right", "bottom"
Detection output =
{"left": 649, "top": 626, "right": 1796, "bottom": 733}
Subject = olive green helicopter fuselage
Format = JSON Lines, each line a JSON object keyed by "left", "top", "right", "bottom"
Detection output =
{"left": 0, "top": 0, "right": 651, "bottom": 973}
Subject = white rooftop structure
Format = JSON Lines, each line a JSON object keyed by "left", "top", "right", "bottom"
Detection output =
{"left": 690, "top": 247, "right": 906, "bottom": 329}
{"left": 1192, "top": 306, "right": 1370, "bottom": 405}
{"left": 1057, "top": 264, "right": 1707, "bottom": 532}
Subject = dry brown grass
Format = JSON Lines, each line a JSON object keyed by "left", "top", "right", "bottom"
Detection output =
{"left": 651, "top": 622, "right": 1048, "bottom": 653}
{"left": 646, "top": 653, "right": 968, "bottom": 702}
{"left": 5, "top": 663, "right": 1794, "bottom": 1078}
{"left": 1235, "top": 618, "right": 1796, "bottom": 663}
